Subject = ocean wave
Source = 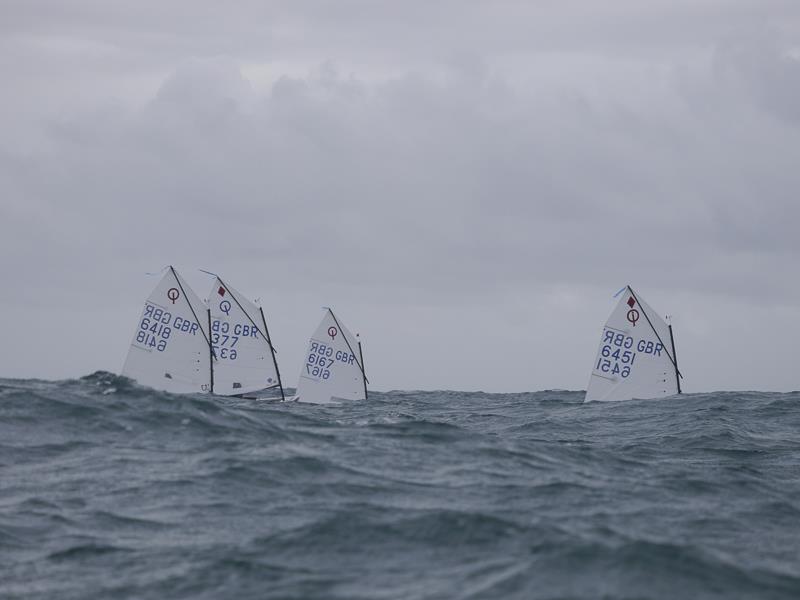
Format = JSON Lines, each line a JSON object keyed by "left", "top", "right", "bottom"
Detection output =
{"left": 2, "top": 373, "right": 800, "bottom": 599}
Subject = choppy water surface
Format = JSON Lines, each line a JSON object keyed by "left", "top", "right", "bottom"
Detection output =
{"left": 2, "top": 373, "right": 800, "bottom": 599}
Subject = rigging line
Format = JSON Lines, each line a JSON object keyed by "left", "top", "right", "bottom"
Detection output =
{"left": 169, "top": 266, "right": 213, "bottom": 350}
{"left": 327, "top": 309, "right": 369, "bottom": 384}
{"left": 627, "top": 286, "right": 682, "bottom": 378}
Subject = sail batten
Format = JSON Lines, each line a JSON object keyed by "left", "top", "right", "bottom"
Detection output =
{"left": 585, "top": 286, "right": 681, "bottom": 403}
{"left": 295, "top": 308, "right": 367, "bottom": 404}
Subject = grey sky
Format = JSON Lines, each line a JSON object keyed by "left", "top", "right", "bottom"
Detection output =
{"left": 2, "top": 1, "right": 799, "bottom": 392}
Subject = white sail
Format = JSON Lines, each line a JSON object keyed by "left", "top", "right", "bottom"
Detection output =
{"left": 295, "top": 309, "right": 367, "bottom": 404}
{"left": 208, "top": 276, "right": 282, "bottom": 397}
{"left": 122, "top": 267, "right": 211, "bottom": 393}
{"left": 585, "top": 286, "right": 681, "bottom": 402}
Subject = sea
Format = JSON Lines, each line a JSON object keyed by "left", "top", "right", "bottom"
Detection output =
{"left": 2, "top": 372, "right": 799, "bottom": 599}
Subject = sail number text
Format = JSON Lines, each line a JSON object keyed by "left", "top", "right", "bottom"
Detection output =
{"left": 134, "top": 303, "right": 200, "bottom": 352}
{"left": 594, "top": 329, "right": 665, "bottom": 379}
{"left": 211, "top": 319, "right": 261, "bottom": 360}
{"left": 304, "top": 340, "right": 357, "bottom": 380}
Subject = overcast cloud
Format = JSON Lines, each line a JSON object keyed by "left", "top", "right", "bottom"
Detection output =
{"left": 2, "top": 1, "right": 799, "bottom": 392}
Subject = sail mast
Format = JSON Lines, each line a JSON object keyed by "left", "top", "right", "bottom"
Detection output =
{"left": 207, "top": 308, "right": 215, "bottom": 394}
{"left": 668, "top": 323, "right": 682, "bottom": 394}
{"left": 260, "top": 306, "right": 285, "bottom": 401}
{"left": 357, "top": 335, "right": 368, "bottom": 400}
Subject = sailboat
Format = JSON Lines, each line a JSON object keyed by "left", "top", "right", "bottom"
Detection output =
{"left": 585, "top": 285, "right": 682, "bottom": 402}
{"left": 206, "top": 274, "right": 284, "bottom": 399}
{"left": 122, "top": 266, "right": 212, "bottom": 393}
{"left": 295, "top": 308, "right": 368, "bottom": 404}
